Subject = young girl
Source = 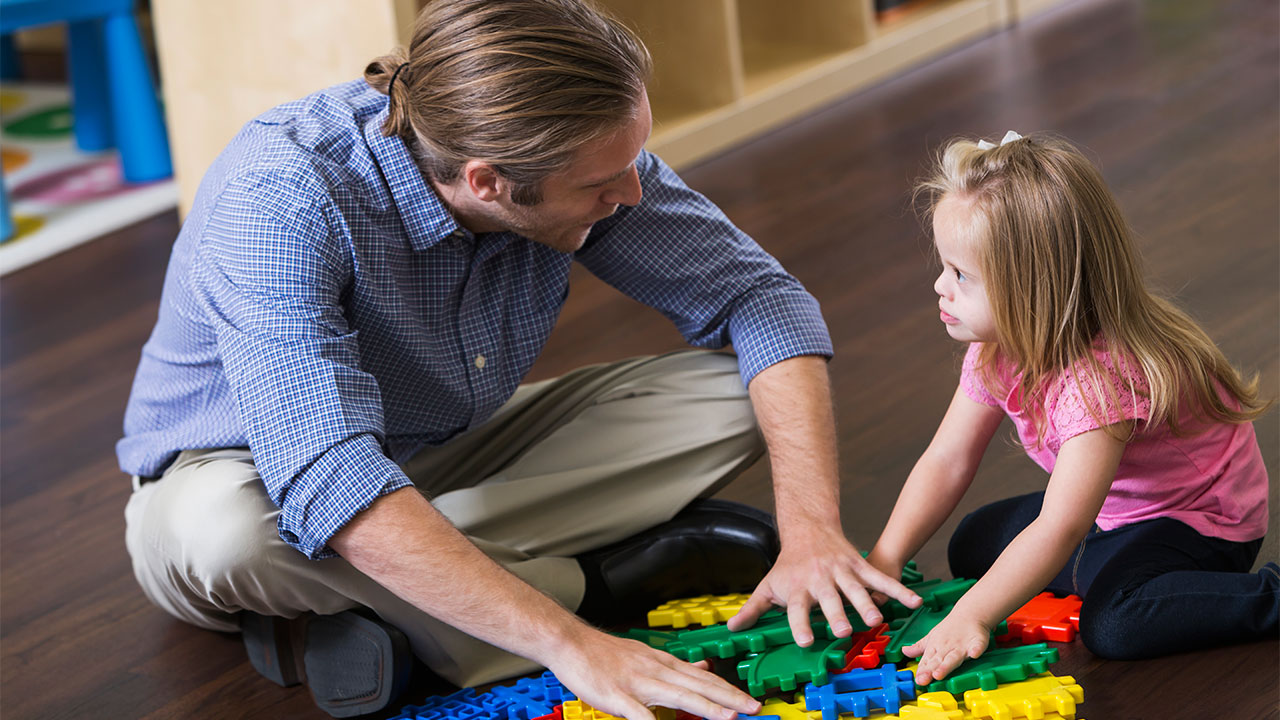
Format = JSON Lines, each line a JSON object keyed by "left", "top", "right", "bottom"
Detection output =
{"left": 866, "top": 131, "right": 1277, "bottom": 684}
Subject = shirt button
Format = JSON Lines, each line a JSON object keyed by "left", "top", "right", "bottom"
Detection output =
{"left": 474, "top": 355, "right": 487, "bottom": 369}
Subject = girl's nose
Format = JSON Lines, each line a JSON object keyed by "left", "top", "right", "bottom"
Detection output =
{"left": 934, "top": 271, "right": 949, "bottom": 298}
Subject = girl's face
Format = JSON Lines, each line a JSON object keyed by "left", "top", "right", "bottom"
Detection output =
{"left": 932, "top": 194, "right": 996, "bottom": 343}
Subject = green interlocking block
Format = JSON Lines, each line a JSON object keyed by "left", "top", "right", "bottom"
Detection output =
{"left": 922, "top": 643, "right": 1059, "bottom": 694}
{"left": 883, "top": 578, "right": 1008, "bottom": 663}
{"left": 900, "top": 561, "right": 925, "bottom": 585}
{"left": 736, "top": 636, "right": 853, "bottom": 696}
{"left": 662, "top": 613, "right": 831, "bottom": 662}
{"left": 617, "top": 628, "right": 681, "bottom": 651}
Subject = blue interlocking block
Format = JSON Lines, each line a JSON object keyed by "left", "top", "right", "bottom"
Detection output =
{"left": 389, "top": 688, "right": 497, "bottom": 720}
{"left": 482, "top": 672, "right": 578, "bottom": 720}
{"left": 803, "top": 664, "right": 916, "bottom": 720}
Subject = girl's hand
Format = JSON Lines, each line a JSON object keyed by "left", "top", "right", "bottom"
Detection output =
{"left": 901, "top": 611, "right": 990, "bottom": 685}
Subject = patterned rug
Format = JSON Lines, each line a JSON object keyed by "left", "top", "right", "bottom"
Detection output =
{"left": 0, "top": 83, "right": 177, "bottom": 275}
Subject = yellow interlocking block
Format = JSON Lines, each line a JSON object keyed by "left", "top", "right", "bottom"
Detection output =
{"left": 562, "top": 700, "right": 682, "bottom": 720}
{"left": 646, "top": 594, "right": 753, "bottom": 628}
{"left": 909, "top": 690, "right": 966, "bottom": 717}
{"left": 962, "top": 674, "right": 1084, "bottom": 720}
{"left": 745, "top": 697, "right": 822, "bottom": 720}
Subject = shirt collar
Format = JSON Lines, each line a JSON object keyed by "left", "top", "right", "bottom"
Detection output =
{"left": 363, "top": 105, "right": 470, "bottom": 251}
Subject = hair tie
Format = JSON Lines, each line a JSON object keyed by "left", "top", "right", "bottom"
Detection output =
{"left": 389, "top": 62, "right": 409, "bottom": 93}
{"left": 978, "top": 130, "right": 1023, "bottom": 150}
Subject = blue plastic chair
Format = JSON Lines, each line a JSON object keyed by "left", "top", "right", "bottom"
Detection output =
{"left": 1, "top": 0, "right": 172, "bottom": 182}
{"left": 0, "top": 180, "right": 12, "bottom": 242}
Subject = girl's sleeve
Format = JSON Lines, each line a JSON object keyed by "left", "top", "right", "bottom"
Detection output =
{"left": 1051, "top": 351, "right": 1152, "bottom": 442}
{"left": 960, "top": 343, "right": 1000, "bottom": 407}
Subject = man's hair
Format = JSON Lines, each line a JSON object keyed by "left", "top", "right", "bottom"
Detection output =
{"left": 915, "top": 133, "right": 1267, "bottom": 445}
{"left": 364, "top": 0, "right": 652, "bottom": 206}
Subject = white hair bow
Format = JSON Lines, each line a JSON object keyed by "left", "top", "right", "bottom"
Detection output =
{"left": 977, "top": 130, "right": 1023, "bottom": 150}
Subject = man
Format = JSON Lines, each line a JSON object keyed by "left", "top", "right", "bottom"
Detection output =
{"left": 119, "top": 0, "right": 920, "bottom": 717}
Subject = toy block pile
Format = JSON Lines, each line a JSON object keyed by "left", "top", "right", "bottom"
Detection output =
{"left": 385, "top": 565, "right": 1087, "bottom": 720}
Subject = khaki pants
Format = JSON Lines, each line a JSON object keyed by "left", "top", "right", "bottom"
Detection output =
{"left": 124, "top": 351, "right": 764, "bottom": 687}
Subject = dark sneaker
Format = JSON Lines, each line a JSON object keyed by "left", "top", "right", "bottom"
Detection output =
{"left": 575, "top": 499, "right": 780, "bottom": 625}
{"left": 241, "top": 609, "right": 412, "bottom": 718}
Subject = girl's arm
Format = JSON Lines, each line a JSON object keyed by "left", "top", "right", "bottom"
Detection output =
{"left": 866, "top": 384, "right": 1005, "bottom": 581}
{"left": 904, "top": 422, "right": 1131, "bottom": 685}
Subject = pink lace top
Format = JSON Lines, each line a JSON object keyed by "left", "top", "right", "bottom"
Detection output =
{"left": 960, "top": 343, "right": 1268, "bottom": 542}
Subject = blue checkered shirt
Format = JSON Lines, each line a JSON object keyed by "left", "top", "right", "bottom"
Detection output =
{"left": 118, "top": 80, "right": 832, "bottom": 558}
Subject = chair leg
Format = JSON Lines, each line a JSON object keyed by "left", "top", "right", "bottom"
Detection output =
{"left": 67, "top": 19, "right": 115, "bottom": 153}
{"left": 0, "top": 176, "right": 15, "bottom": 243}
{"left": 0, "top": 34, "right": 20, "bottom": 81}
{"left": 102, "top": 11, "right": 172, "bottom": 183}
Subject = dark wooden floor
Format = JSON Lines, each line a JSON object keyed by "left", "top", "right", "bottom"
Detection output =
{"left": 2, "top": 0, "right": 1276, "bottom": 717}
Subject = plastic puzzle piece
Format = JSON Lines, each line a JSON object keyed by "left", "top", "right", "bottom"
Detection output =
{"left": 389, "top": 688, "right": 497, "bottom": 720}
{"left": 737, "top": 635, "right": 852, "bottom": 696}
{"left": 997, "top": 593, "right": 1082, "bottom": 645}
{"left": 648, "top": 594, "right": 753, "bottom": 628}
{"left": 482, "top": 672, "right": 578, "bottom": 720}
{"left": 912, "top": 578, "right": 981, "bottom": 609}
{"left": 900, "top": 561, "right": 925, "bottom": 585}
{"left": 898, "top": 691, "right": 967, "bottom": 719}
{"left": 962, "top": 674, "right": 1083, "bottom": 720}
{"left": 922, "top": 644, "right": 1059, "bottom": 695}
{"left": 882, "top": 577, "right": 973, "bottom": 622}
{"left": 838, "top": 623, "right": 891, "bottom": 672}
{"left": 739, "top": 696, "right": 822, "bottom": 720}
{"left": 894, "top": 706, "right": 967, "bottom": 719}
{"left": 803, "top": 664, "right": 917, "bottom": 720}
{"left": 618, "top": 627, "right": 682, "bottom": 651}
{"left": 561, "top": 700, "right": 692, "bottom": 720}
{"left": 530, "top": 707, "right": 564, "bottom": 720}
{"left": 884, "top": 580, "right": 1008, "bottom": 663}
{"left": 662, "top": 612, "right": 837, "bottom": 662}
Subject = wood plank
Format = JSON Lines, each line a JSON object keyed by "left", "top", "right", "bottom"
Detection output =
{"left": 1, "top": 0, "right": 1275, "bottom": 718}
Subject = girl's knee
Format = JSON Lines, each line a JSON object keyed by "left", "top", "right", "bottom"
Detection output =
{"left": 1078, "top": 591, "right": 1147, "bottom": 660}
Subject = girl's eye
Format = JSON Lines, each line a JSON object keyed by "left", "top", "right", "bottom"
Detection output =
{"left": 954, "top": 268, "right": 967, "bottom": 282}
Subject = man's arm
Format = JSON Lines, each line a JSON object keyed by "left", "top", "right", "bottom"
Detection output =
{"left": 726, "top": 356, "right": 921, "bottom": 643}
{"left": 330, "top": 487, "right": 761, "bottom": 720}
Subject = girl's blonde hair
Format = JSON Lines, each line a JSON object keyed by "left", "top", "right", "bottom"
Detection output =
{"left": 364, "top": 0, "right": 651, "bottom": 206}
{"left": 916, "top": 133, "right": 1267, "bottom": 445}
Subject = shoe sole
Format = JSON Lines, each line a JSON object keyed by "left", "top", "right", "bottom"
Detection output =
{"left": 240, "top": 611, "right": 302, "bottom": 687}
{"left": 241, "top": 610, "right": 411, "bottom": 718}
{"left": 304, "top": 612, "right": 412, "bottom": 718}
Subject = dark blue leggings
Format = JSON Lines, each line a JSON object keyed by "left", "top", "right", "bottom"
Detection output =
{"left": 948, "top": 492, "right": 1279, "bottom": 660}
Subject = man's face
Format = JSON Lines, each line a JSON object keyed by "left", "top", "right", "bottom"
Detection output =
{"left": 492, "top": 92, "right": 653, "bottom": 253}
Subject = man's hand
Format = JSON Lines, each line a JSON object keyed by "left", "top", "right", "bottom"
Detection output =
{"left": 901, "top": 610, "right": 990, "bottom": 685}
{"left": 547, "top": 626, "right": 761, "bottom": 720}
{"left": 863, "top": 546, "right": 906, "bottom": 607}
{"left": 725, "top": 525, "right": 920, "bottom": 645}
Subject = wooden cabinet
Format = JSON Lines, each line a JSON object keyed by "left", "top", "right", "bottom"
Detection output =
{"left": 151, "top": 0, "right": 1062, "bottom": 216}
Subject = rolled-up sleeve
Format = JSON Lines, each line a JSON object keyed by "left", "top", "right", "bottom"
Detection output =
{"left": 577, "top": 151, "right": 832, "bottom": 384}
{"left": 192, "top": 171, "right": 413, "bottom": 558}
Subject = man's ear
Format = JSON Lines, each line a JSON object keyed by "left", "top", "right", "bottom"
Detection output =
{"left": 461, "top": 160, "right": 505, "bottom": 202}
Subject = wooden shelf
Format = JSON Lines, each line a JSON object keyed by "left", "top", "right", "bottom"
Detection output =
{"left": 647, "top": 0, "right": 1014, "bottom": 169}
{"left": 152, "top": 0, "right": 1065, "bottom": 216}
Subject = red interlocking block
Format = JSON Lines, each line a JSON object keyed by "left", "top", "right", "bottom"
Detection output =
{"left": 998, "top": 592, "right": 1082, "bottom": 644}
{"left": 838, "top": 623, "right": 891, "bottom": 672}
